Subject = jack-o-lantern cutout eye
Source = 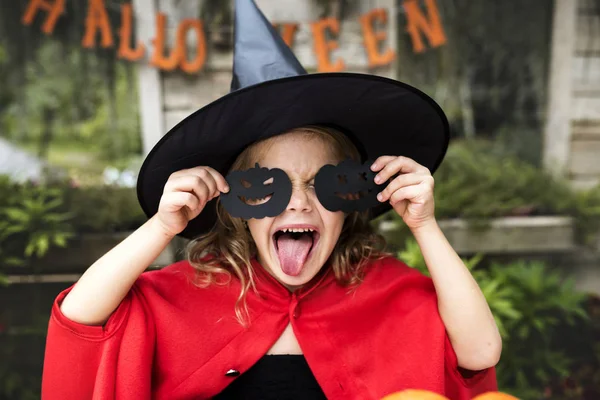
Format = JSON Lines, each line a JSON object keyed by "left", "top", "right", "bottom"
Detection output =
{"left": 314, "top": 159, "right": 384, "bottom": 213}
{"left": 220, "top": 163, "right": 292, "bottom": 219}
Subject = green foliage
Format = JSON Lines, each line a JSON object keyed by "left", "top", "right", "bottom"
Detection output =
{"left": 0, "top": 176, "right": 73, "bottom": 273}
{"left": 0, "top": 39, "right": 141, "bottom": 166}
{"left": 571, "top": 185, "right": 600, "bottom": 245}
{"left": 60, "top": 184, "right": 146, "bottom": 233}
{"left": 544, "top": 295, "right": 600, "bottom": 399}
{"left": 489, "top": 261, "right": 589, "bottom": 398}
{"left": 388, "top": 139, "right": 600, "bottom": 245}
{"left": 398, "top": 238, "right": 595, "bottom": 400}
{"left": 0, "top": 176, "right": 146, "bottom": 241}
{"left": 432, "top": 139, "right": 574, "bottom": 219}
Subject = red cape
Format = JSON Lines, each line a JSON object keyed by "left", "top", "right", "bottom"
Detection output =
{"left": 42, "top": 256, "right": 497, "bottom": 399}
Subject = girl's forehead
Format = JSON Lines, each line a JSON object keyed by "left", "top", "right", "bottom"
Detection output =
{"left": 252, "top": 134, "right": 340, "bottom": 174}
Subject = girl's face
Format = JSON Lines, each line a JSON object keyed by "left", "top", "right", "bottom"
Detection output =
{"left": 247, "top": 133, "right": 345, "bottom": 290}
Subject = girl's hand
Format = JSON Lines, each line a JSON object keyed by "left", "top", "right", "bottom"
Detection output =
{"left": 371, "top": 156, "right": 435, "bottom": 231}
{"left": 156, "top": 166, "right": 229, "bottom": 237}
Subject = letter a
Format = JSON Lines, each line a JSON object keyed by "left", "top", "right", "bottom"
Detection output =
{"left": 82, "top": 0, "right": 114, "bottom": 48}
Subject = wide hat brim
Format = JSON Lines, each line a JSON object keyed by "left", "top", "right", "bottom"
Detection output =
{"left": 136, "top": 71, "right": 449, "bottom": 239}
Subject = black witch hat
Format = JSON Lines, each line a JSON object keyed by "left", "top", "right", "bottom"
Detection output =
{"left": 136, "top": 0, "right": 449, "bottom": 239}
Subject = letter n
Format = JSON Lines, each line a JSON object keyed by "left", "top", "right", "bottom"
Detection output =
{"left": 403, "top": 0, "right": 447, "bottom": 53}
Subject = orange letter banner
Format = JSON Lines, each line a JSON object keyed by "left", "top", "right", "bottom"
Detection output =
{"left": 176, "top": 19, "right": 207, "bottom": 74}
{"left": 275, "top": 23, "right": 299, "bottom": 48}
{"left": 151, "top": 14, "right": 206, "bottom": 74}
{"left": 82, "top": 0, "right": 114, "bottom": 48}
{"left": 359, "top": 9, "right": 395, "bottom": 68}
{"left": 150, "top": 13, "right": 179, "bottom": 70}
{"left": 21, "top": 0, "right": 66, "bottom": 34}
{"left": 310, "top": 17, "right": 345, "bottom": 73}
{"left": 118, "top": 3, "right": 146, "bottom": 61}
{"left": 403, "top": 0, "right": 447, "bottom": 53}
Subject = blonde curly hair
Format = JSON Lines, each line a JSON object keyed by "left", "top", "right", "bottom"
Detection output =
{"left": 185, "top": 125, "right": 387, "bottom": 324}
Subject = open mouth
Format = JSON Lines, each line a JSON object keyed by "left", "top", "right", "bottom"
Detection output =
{"left": 272, "top": 228, "right": 320, "bottom": 276}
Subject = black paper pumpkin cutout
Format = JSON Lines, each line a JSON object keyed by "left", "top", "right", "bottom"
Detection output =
{"left": 220, "top": 163, "right": 292, "bottom": 219}
{"left": 314, "top": 159, "right": 383, "bottom": 213}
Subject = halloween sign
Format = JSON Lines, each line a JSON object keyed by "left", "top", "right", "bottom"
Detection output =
{"left": 221, "top": 159, "right": 388, "bottom": 219}
{"left": 21, "top": 0, "right": 447, "bottom": 75}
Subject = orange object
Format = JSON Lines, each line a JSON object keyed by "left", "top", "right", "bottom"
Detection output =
{"left": 359, "top": 9, "right": 395, "bottom": 68}
{"left": 381, "top": 390, "right": 520, "bottom": 400}
{"left": 150, "top": 12, "right": 180, "bottom": 71}
{"left": 310, "top": 17, "right": 345, "bottom": 72}
{"left": 21, "top": 0, "right": 65, "bottom": 34}
{"left": 150, "top": 14, "right": 207, "bottom": 73}
{"left": 473, "top": 392, "right": 520, "bottom": 400}
{"left": 176, "top": 19, "right": 207, "bottom": 74}
{"left": 275, "top": 23, "right": 299, "bottom": 48}
{"left": 381, "top": 389, "right": 449, "bottom": 400}
{"left": 118, "top": 3, "right": 146, "bottom": 61}
{"left": 82, "top": 0, "right": 114, "bottom": 48}
{"left": 403, "top": 0, "right": 447, "bottom": 53}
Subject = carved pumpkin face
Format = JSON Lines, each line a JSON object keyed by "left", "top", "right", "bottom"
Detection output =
{"left": 314, "top": 159, "right": 382, "bottom": 213}
{"left": 220, "top": 163, "right": 292, "bottom": 219}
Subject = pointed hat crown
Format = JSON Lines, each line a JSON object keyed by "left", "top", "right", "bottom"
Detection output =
{"left": 230, "top": 0, "right": 307, "bottom": 91}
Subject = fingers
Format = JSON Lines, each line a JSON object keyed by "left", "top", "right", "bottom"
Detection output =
{"left": 203, "top": 167, "right": 230, "bottom": 193}
{"left": 170, "top": 167, "right": 229, "bottom": 194}
{"left": 371, "top": 156, "right": 430, "bottom": 185}
{"left": 160, "top": 191, "right": 200, "bottom": 216}
{"left": 166, "top": 167, "right": 230, "bottom": 205}
{"left": 388, "top": 184, "right": 424, "bottom": 206}
{"left": 377, "top": 173, "right": 433, "bottom": 202}
{"left": 165, "top": 174, "right": 212, "bottom": 205}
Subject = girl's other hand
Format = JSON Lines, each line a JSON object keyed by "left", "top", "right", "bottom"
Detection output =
{"left": 156, "top": 166, "right": 229, "bottom": 237}
{"left": 371, "top": 156, "right": 436, "bottom": 231}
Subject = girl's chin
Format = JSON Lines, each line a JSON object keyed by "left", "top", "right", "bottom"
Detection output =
{"left": 267, "top": 257, "right": 322, "bottom": 289}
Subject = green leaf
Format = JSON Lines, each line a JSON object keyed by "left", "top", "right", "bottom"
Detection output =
{"left": 36, "top": 235, "right": 50, "bottom": 257}
{"left": 3, "top": 207, "right": 29, "bottom": 222}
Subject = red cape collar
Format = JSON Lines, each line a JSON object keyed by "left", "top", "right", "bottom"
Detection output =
{"left": 249, "top": 258, "right": 337, "bottom": 301}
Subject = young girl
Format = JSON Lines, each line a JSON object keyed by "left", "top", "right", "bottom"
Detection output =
{"left": 41, "top": 1, "right": 501, "bottom": 399}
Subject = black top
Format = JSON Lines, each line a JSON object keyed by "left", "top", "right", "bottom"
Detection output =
{"left": 214, "top": 355, "right": 328, "bottom": 399}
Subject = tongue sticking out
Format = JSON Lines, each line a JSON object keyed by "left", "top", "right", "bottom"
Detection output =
{"left": 276, "top": 233, "right": 313, "bottom": 276}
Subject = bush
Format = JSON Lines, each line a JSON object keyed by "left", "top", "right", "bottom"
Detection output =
{"left": 0, "top": 176, "right": 147, "bottom": 278}
{"left": 433, "top": 139, "right": 575, "bottom": 219}
{"left": 59, "top": 184, "right": 146, "bottom": 233}
{"left": 386, "top": 139, "right": 600, "bottom": 245}
{"left": 0, "top": 176, "right": 73, "bottom": 274}
{"left": 398, "top": 238, "right": 597, "bottom": 400}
